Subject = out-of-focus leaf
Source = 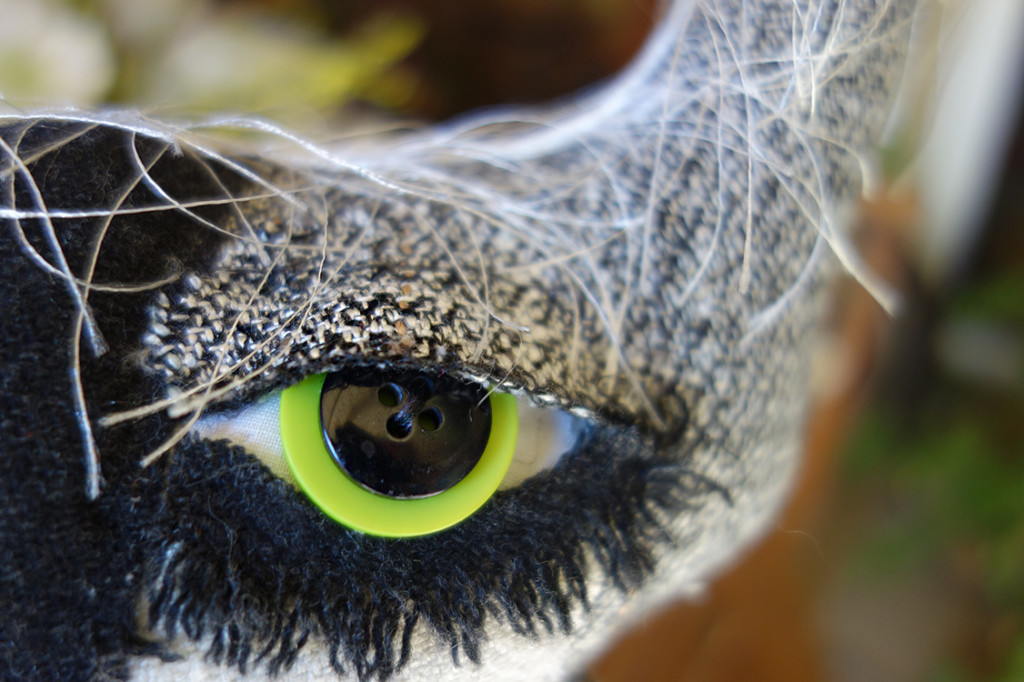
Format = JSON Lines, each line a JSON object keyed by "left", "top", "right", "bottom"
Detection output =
{"left": 142, "top": 12, "right": 424, "bottom": 115}
{"left": 0, "top": 0, "right": 115, "bottom": 107}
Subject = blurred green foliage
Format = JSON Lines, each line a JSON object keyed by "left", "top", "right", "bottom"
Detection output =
{"left": 844, "top": 258, "right": 1024, "bottom": 679}
{"left": 0, "top": 0, "right": 424, "bottom": 117}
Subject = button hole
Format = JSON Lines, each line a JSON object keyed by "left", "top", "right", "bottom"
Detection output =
{"left": 409, "top": 376, "right": 435, "bottom": 399}
{"left": 378, "top": 383, "right": 404, "bottom": 407}
{"left": 386, "top": 413, "right": 413, "bottom": 439}
{"left": 418, "top": 407, "right": 443, "bottom": 432}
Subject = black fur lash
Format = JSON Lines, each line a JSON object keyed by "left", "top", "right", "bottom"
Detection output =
{"left": 128, "top": 424, "right": 722, "bottom": 681}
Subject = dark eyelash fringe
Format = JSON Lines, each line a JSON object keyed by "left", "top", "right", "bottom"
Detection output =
{"left": 135, "top": 426, "right": 726, "bottom": 681}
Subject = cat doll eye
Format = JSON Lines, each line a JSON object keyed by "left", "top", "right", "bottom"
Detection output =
{"left": 280, "top": 371, "right": 519, "bottom": 537}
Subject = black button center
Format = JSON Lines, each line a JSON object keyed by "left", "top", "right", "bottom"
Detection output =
{"left": 319, "top": 371, "right": 492, "bottom": 498}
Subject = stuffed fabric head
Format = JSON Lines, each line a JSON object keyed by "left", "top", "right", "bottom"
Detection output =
{"left": 1, "top": 0, "right": 919, "bottom": 680}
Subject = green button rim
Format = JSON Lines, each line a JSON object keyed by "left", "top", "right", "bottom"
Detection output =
{"left": 280, "top": 373, "right": 518, "bottom": 538}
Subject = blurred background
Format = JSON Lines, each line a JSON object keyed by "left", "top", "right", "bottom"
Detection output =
{"left": 2, "top": 1, "right": 1021, "bottom": 680}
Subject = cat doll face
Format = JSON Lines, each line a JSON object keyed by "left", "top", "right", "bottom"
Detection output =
{"left": 0, "top": 1, "right": 918, "bottom": 680}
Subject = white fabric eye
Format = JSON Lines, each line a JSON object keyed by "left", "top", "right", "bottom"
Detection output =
{"left": 193, "top": 389, "right": 586, "bottom": 492}
{"left": 498, "top": 396, "right": 585, "bottom": 488}
{"left": 194, "top": 392, "right": 291, "bottom": 481}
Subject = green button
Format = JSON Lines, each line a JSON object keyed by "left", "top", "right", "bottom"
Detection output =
{"left": 280, "top": 373, "right": 518, "bottom": 537}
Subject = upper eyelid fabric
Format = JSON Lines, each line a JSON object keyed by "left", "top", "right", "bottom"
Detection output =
{"left": 135, "top": 0, "right": 914, "bottom": 442}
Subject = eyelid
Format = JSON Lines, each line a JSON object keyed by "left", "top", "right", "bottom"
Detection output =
{"left": 192, "top": 382, "right": 586, "bottom": 493}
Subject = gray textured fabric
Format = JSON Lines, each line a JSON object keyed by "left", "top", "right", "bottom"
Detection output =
{"left": 140, "top": 0, "right": 912, "bottom": 456}
{"left": 0, "top": 0, "right": 919, "bottom": 679}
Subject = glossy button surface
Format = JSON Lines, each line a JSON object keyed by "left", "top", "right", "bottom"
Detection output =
{"left": 281, "top": 373, "right": 517, "bottom": 537}
{"left": 320, "top": 372, "right": 492, "bottom": 498}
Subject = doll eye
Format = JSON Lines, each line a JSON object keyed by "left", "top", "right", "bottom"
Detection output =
{"left": 194, "top": 371, "right": 585, "bottom": 536}
{"left": 280, "top": 371, "right": 517, "bottom": 537}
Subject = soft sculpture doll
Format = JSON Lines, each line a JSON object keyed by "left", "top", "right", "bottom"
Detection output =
{"left": 1, "top": 0, "right": 920, "bottom": 680}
